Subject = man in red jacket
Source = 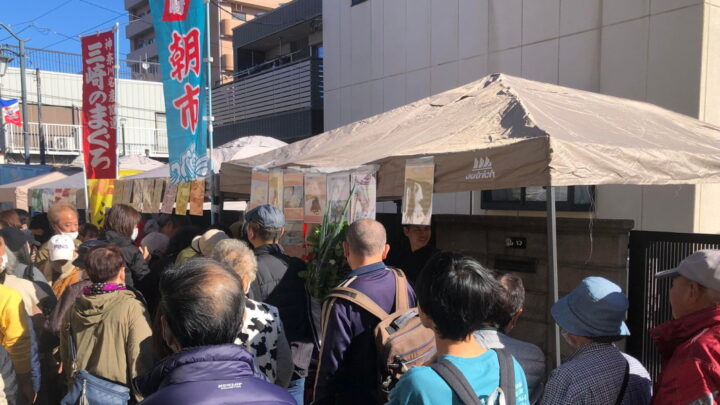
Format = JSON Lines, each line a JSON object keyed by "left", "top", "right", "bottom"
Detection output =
{"left": 651, "top": 250, "right": 720, "bottom": 405}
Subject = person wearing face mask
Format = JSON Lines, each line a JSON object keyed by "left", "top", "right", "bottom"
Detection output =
{"left": 134, "top": 258, "right": 294, "bottom": 405}
{"left": 34, "top": 202, "right": 80, "bottom": 279}
{"left": 58, "top": 244, "right": 155, "bottom": 403}
{"left": 99, "top": 204, "right": 152, "bottom": 297}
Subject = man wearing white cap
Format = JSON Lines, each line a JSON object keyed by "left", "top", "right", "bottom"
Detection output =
{"left": 651, "top": 250, "right": 720, "bottom": 405}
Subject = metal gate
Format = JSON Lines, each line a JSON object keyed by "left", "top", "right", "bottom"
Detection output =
{"left": 626, "top": 230, "right": 720, "bottom": 381}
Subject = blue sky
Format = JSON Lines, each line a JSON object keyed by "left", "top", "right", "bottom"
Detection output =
{"left": 1, "top": 0, "right": 131, "bottom": 57}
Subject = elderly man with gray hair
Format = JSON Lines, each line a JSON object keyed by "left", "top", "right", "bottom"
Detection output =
{"left": 212, "top": 239, "right": 293, "bottom": 388}
{"left": 651, "top": 250, "right": 720, "bottom": 405}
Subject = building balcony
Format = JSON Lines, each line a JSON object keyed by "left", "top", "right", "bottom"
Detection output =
{"left": 124, "top": 0, "right": 147, "bottom": 12}
{"left": 126, "top": 13, "right": 154, "bottom": 39}
{"left": 126, "top": 42, "right": 158, "bottom": 63}
{"left": 212, "top": 51, "right": 323, "bottom": 142}
{"left": 3, "top": 123, "right": 168, "bottom": 158}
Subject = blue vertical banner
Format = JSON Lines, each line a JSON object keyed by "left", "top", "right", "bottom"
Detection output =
{"left": 150, "top": 0, "right": 209, "bottom": 183}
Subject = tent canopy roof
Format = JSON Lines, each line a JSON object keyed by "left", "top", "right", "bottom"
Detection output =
{"left": 220, "top": 74, "right": 720, "bottom": 198}
{"left": 125, "top": 136, "right": 287, "bottom": 180}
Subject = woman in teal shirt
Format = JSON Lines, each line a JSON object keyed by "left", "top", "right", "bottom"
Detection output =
{"left": 387, "top": 252, "right": 530, "bottom": 405}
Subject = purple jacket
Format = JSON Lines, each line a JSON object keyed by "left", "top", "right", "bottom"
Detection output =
{"left": 135, "top": 344, "right": 295, "bottom": 405}
{"left": 313, "top": 262, "right": 417, "bottom": 405}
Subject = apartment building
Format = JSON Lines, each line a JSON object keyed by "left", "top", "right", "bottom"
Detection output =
{"left": 212, "top": 0, "right": 323, "bottom": 143}
{"left": 124, "top": 0, "right": 283, "bottom": 81}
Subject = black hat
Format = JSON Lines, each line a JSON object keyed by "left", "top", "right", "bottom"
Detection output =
{"left": 0, "top": 227, "right": 38, "bottom": 251}
{"left": 72, "top": 239, "right": 109, "bottom": 268}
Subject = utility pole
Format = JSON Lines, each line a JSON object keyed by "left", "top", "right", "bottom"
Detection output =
{"left": 36, "top": 68, "right": 45, "bottom": 165}
{"left": 0, "top": 23, "right": 30, "bottom": 164}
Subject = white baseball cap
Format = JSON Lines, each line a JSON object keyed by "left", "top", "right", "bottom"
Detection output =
{"left": 49, "top": 234, "right": 75, "bottom": 262}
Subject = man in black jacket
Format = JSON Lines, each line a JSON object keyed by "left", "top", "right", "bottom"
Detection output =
{"left": 245, "top": 204, "right": 314, "bottom": 405}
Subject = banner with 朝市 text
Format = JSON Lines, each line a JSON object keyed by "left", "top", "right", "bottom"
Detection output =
{"left": 81, "top": 30, "right": 117, "bottom": 179}
{"left": 150, "top": 0, "right": 209, "bottom": 184}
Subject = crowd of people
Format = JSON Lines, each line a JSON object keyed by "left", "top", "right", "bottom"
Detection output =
{"left": 0, "top": 201, "right": 718, "bottom": 405}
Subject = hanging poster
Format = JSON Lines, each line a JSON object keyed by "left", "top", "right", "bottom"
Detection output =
{"left": 30, "top": 189, "right": 42, "bottom": 213}
{"left": 283, "top": 172, "right": 304, "bottom": 222}
{"left": 81, "top": 30, "right": 117, "bottom": 180}
{"left": 131, "top": 180, "right": 144, "bottom": 210}
{"left": 121, "top": 179, "right": 134, "bottom": 204}
{"left": 189, "top": 179, "right": 205, "bottom": 216}
{"left": 282, "top": 221, "right": 305, "bottom": 259}
{"left": 268, "top": 169, "right": 284, "bottom": 210}
{"left": 148, "top": 179, "right": 165, "bottom": 214}
{"left": 304, "top": 173, "right": 326, "bottom": 223}
{"left": 402, "top": 157, "right": 435, "bottom": 225}
{"left": 161, "top": 181, "right": 179, "bottom": 214}
{"left": 350, "top": 170, "right": 377, "bottom": 223}
{"left": 41, "top": 189, "right": 54, "bottom": 212}
{"left": 248, "top": 168, "right": 269, "bottom": 211}
{"left": 149, "top": 0, "right": 209, "bottom": 183}
{"left": 141, "top": 179, "right": 155, "bottom": 213}
{"left": 175, "top": 182, "right": 191, "bottom": 216}
{"left": 112, "top": 180, "right": 124, "bottom": 204}
{"left": 327, "top": 172, "right": 350, "bottom": 223}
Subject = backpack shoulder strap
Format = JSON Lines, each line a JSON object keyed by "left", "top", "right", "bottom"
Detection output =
{"left": 389, "top": 267, "right": 409, "bottom": 312}
{"left": 430, "top": 358, "right": 482, "bottom": 405}
{"left": 495, "top": 349, "right": 516, "bottom": 405}
{"left": 614, "top": 359, "right": 630, "bottom": 405}
{"left": 326, "top": 286, "right": 389, "bottom": 320}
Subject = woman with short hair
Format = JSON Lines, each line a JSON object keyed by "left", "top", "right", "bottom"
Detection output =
{"left": 59, "top": 244, "right": 155, "bottom": 402}
{"left": 388, "top": 252, "right": 531, "bottom": 405}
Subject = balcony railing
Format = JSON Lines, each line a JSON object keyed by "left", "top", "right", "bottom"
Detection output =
{"left": 3, "top": 123, "right": 169, "bottom": 157}
{"left": 213, "top": 56, "right": 323, "bottom": 127}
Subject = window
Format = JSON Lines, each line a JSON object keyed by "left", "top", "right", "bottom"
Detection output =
{"left": 351, "top": 0, "right": 368, "bottom": 5}
{"left": 480, "top": 186, "right": 595, "bottom": 212}
{"left": 232, "top": 12, "right": 247, "bottom": 21}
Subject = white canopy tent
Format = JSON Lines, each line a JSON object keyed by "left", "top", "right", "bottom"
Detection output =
{"left": 220, "top": 74, "right": 720, "bottom": 365}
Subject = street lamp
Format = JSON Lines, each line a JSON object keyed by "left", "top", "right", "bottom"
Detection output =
{"left": 0, "top": 23, "right": 30, "bottom": 165}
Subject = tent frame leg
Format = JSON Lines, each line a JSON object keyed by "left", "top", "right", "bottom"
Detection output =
{"left": 547, "top": 186, "right": 561, "bottom": 369}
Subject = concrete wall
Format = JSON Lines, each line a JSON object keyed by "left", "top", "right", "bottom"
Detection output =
{"left": 326, "top": 0, "right": 720, "bottom": 234}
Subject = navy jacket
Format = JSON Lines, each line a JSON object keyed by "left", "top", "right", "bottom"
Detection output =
{"left": 135, "top": 344, "right": 295, "bottom": 405}
{"left": 313, "top": 262, "right": 417, "bottom": 405}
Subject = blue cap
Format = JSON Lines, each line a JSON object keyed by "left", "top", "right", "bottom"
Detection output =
{"left": 245, "top": 204, "right": 285, "bottom": 228}
{"left": 551, "top": 277, "right": 630, "bottom": 337}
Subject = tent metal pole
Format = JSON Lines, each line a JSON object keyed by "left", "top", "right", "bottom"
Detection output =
{"left": 546, "top": 186, "right": 561, "bottom": 368}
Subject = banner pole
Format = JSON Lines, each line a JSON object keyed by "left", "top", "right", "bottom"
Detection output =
{"left": 205, "top": 0, "right": 217, "bottom": 225}
{"left": 114, "top": 22, "right": 120, "bottom": 181}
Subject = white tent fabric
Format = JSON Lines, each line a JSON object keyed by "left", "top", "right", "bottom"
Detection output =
{"left": 220, "top": 74, "right": 720, "bottom": 197}
{"left": 0, "top": 171, "right": 78, "bottom": 210}
{"left": 125, "top": 136, "right": 287, "bottom": 180}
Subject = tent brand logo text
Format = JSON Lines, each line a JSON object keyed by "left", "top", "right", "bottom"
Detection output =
{"left": 466, "top": 157, "right": 495, "bottom": 180}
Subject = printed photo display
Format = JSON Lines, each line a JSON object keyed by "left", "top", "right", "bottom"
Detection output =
{"left": 327, "top": 172, "right": 350, "bottom": 222}
{"left": 249, "top": 169, "right": 269, "bottom": 211}
{"left": 175, "top": 182, "right": 191, "bottom": 216}
{"left": 268, "top": 169, "right": 284, "bottom": 210}
{"left": 283, "top": 172, "right": 304, "bottom": 222}
{"left": 304, "top": 173, "right": 327, "bottom": 223}
{"left": 402, "top": 157, "right": 435, "bottom": 225}
{"left": 350, "top": 171, "right": 376, "bottom": 223}
{"left": 189, "top": 179, "right": 205, "bottom": 216}
{"left": 161, "top": 182, "right": 179, "bottom": 214}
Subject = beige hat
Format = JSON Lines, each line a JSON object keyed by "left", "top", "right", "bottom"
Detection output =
{"left": 191, "top": 229, "right": 229, "bottom": 256}
{"left": 49, "top": 234, "right": 75, "bottom": 262}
